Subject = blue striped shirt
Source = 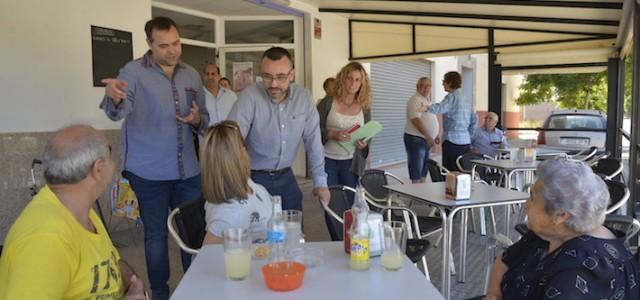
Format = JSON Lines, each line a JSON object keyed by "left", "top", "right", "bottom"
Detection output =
{"left": 228, "top": 83, "right": 328, "bottom": 188}
{"left": 100, "top": 51, "right": 209, "bottom": 180}
{"left": 428, "top": 89, "right": 478, "bottom": 145}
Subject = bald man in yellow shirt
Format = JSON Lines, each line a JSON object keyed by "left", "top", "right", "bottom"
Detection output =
{"left": 0, "top": 125, "right": 145, "bottom": 299}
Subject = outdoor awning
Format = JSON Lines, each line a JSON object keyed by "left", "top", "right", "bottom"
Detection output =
{"left": 316, "top": 0, "right": 634, "bottom": 74}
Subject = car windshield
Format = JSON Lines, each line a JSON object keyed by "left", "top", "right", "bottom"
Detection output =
{"left": 547, "top": 115, "right": 604, "bottom": 130}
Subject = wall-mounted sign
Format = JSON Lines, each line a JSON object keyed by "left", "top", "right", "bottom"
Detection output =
{"left": 314, "top": 18, "right": 322, "bottom": 40}
{"left": 91, "top": 25, "right": 133, "bottom": 87}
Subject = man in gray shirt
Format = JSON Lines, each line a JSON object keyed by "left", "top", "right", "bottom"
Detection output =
{"left": 99, "top": 17, "right": 208, "bottom": 300}
{"left": 228, "top": 47, "right": 330, "bottom": 212}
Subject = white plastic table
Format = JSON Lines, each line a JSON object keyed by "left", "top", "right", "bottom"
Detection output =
{"left": 172, "top": 241, "right": 444, "bottom": 300}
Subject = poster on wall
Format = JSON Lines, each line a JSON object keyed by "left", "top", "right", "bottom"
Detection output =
{"left": 232, "top": 62, "right": 254, "bottom": 93}
{"left": 314, "top": 18, "right": 322, "bottom": 39}
{"left": 91, "top": 25, "right": 133, "bottom": 87}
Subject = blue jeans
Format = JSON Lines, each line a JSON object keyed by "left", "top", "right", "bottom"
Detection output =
{"left": 251, "top": 169, "right": 302, "bottom": 211}
{"left": 123, "top": 171, "right": 202, "bottom": 300}
{"left": 324, "top": 158, "right": 358, "bottom": 241}
{"left": 404, "top": 134, "right": 431, "bottom": 181}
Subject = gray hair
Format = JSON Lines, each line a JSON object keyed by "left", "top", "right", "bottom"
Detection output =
{"left": 486, "top": 112, "right": 499, "bottom": 121}
{"left": 416, "top": 76, "right": 431, "bottom": 86}
{"left": 536, "top": 158, "right": 609, "bottom": 233}
{"left": 43, "top": 125, "right": 110, "bottom": 185}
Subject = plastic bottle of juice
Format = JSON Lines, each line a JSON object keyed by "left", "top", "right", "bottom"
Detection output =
{"left": 350, "top": 185, "right": 370, "bottom": 271}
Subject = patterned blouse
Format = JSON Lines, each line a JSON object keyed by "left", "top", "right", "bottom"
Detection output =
{"left": 501, "top": 229, "right": 639, "bottom": 299}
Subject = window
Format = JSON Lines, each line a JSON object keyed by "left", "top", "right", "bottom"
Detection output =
{"left": 547, "top": 115, "right": 605, "bottom": 130}
{"left": 225, "top": 20, "right": 294, "bottom": 44}
{"left": 180, "top": 45, "right": 216, "bottom": 73}
{"left": 152, "top": 7, "right": 215, "bottom": 43}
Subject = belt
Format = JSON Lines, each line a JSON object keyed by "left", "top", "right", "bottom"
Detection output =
{"left": 251, "top": 167, "right": 291, "bottom": 176}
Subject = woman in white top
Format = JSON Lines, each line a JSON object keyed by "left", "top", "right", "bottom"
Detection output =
{"left": 199, "top": 120, "right": 273, "bottom": 245}
{"left": 317, "top": 62, "right": 372, "bottom": 241}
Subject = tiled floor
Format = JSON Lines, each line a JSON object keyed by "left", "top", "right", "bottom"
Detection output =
{"left": 110, "top": 155, "right": 510, "bottom": 299}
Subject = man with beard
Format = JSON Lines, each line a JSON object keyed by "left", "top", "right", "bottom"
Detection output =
{"left": 228, "top": 47, "right": 330, "bottom": 214}
{"left": 99, "top": 16, "right": 208, "bottom": 300}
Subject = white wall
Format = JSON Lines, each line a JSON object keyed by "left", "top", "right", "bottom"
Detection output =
{"left": 430, "top": 57, "right": 458, "bottom": 103}
{"left": 503, "top": 75, "right": 524, "bottom": 112}
{"left": 0, "top": 0, "right": 151, "bottom": 133}
{"left": 308, "top": 13, "right": 350, "bottom": 100}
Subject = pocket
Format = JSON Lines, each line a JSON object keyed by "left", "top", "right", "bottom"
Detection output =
{"left": 291, "top": 113, "right": 305, "bottom": 122}
{"left": 185, "top": 87, "right": 197, "bottom": 105}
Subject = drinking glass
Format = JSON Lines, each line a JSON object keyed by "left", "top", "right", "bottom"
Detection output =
{"left": 283, "top": 210, "right": 304, "bottom": 250}
{"left": 380, "top": 221, "right": 407, "bottom": 271}
{"left": 223, "top": 228, "right": 252, "bottom": 280}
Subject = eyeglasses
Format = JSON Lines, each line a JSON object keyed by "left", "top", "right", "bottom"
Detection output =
{"left": 261, "top": 70, "right": 291, "bottom": 83}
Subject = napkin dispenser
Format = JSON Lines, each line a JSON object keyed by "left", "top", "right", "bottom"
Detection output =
{"left": 445, "top": 172, "right": 471, "bottom": 200}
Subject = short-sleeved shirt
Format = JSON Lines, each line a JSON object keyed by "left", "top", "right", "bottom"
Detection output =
{"left": 204, "top": 179, "right": 273, "bottom": 242}
{"left": 405, "top": 92, "right": 439, "bottom": 139}
{"left": 501, "top": 230, "right": 639, "bottom": 300}
{"left": 0, "top": 186, "right": 123, "bottom": 299}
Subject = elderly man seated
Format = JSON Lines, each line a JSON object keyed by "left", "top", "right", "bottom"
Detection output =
{"left": 486, "top": 158, "right": 639, "bottom": 300}
{"left": 0, "top": 125, "right": 145, "bottom": 299}
{"left": 471, "top": 112, "right": 508, "bottom": 157}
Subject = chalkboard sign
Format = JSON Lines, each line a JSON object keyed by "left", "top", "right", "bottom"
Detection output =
{"left": 91, "top": 25, "right": 133, "bottom": 87}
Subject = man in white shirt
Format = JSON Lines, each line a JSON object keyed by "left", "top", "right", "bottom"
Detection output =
{"left": 404, "top": 77, "right": 440, "bottom": 183}
{"left": 203, "top": 63, "right": 237, "bottom": 125}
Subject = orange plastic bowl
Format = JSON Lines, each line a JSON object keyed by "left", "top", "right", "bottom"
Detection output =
{"left": 261, "top": 261, "right": 306, "bottom": 291}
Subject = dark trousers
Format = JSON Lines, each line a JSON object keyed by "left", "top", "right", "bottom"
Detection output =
{"left": 442, "top": 140, "right": 470, "bottom": 172}
{"left": 324, "top": 158, "right": 358, "bottom": 241}
{"left": 251, "top": 169, "right": 303, "bottom": 211}
{"left": 123, "top": 171, "right": 202, "bottom": 300}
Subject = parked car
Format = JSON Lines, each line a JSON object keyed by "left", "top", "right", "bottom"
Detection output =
{"left": 537, "top": 109, "right": 606, "bottom": 150}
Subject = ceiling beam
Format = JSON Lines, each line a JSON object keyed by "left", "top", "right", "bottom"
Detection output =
{"left": 501, "top": 62, "right": 608, "bottom": 71}
{"left": 371, "top": 0, "right": 622, "bottom": 9}
{"left": 351, "top": 19, "right": 616, "bottom": 37}
{"left": 319, "top": 8, "right": 619, "bottom": 26}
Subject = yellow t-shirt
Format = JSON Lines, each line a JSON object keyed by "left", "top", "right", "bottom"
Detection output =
{"left": 0, "top": 186, "right": 124, "bottom": 299}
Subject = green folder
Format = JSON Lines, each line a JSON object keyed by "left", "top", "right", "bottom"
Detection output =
{"left": 339, "top": 120, "right": 383, "bottom": 153}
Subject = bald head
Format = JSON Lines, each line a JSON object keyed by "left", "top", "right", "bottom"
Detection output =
{"left": 43, "top": 125, "right": 110, "bottom": 185}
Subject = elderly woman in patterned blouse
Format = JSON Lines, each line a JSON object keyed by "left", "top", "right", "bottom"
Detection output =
{"left": 486, "top": 158, "right": 639, "bottom": 300}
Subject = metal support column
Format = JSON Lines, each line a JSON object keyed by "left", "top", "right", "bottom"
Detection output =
{"left": 488, "top": 29, "right": 503, "bottom": 123}
{"left": 628, "top": 1, "right": 640, "bottom": 220}
{"left": 606, "top": 58, "right": 624, "bottom": 158}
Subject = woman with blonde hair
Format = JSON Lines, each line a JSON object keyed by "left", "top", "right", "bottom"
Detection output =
{"left": 199, "top": 120, "right": 273, "bottom": 245}
{"left": 317, "top": 62, "right": 372, "bottom": 241}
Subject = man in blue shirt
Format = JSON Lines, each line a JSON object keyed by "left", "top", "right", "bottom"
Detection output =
{"left": 99, "top": 17, "right": 208, "bottom": 300}
{"left": 228, "top": 47, "right": 330, "bottom": 213}
{"left": 202, "top": 63, "right": 237, "bottom": 125}
{"left": 471, "top": 112, "right": 509, "bottom": 157}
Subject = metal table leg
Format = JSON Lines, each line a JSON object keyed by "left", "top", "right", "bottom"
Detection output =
{"left": 458, "top": 209, "right": 469, "bottom": 283}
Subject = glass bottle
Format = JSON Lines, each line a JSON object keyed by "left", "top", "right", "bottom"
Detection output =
{"left": 349, "top": 185, "right": 370, "bottom": 271}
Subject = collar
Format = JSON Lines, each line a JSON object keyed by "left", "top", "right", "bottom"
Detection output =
{"left": 140, "top": 50, "right": 186, "bottom": 71}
